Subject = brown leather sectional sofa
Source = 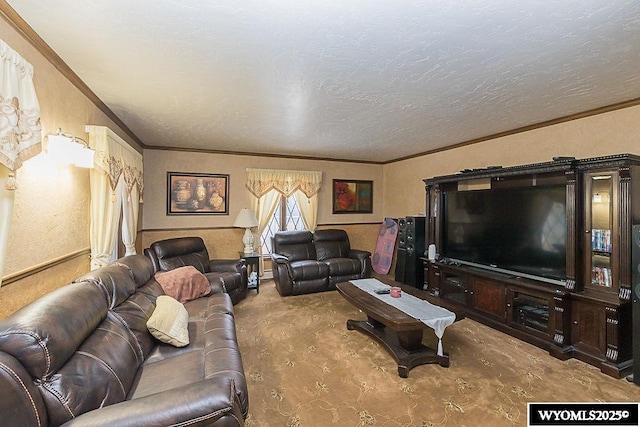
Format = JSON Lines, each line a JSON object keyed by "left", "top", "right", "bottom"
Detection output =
{"left": 271, "top": 229, "right": 372, "bottom": 296}
{"left": 0, "top": 254, "right": 248, "bottom": 426}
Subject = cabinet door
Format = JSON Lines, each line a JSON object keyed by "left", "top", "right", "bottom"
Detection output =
{"left": 571, "top": 300, "right": 606, "bottom": 357}
{"left": 440, "top": 269, "right": 467, "bottom": 305}
{"left": 584, "top": 171, "right": 618, "bottom": 296}
{"left": 426, "top": 261, "right": 440, "bottom": 296}
{"left": 469, "top": 278, "right": 506, "bottom": 322}
{"left": 420, "top": 257, "right": 430, "bottom": 291}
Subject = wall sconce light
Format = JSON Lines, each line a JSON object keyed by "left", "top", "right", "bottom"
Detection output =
{"left": 232, "top": 208, "right": 259, "bottom": 254}
{"left": 45, "top": 128, "right": 95, "bottom": 168}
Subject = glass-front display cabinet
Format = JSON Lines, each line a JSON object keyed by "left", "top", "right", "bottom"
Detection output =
{"left": 584, "top": 171, "right": 618, "bottom": 297}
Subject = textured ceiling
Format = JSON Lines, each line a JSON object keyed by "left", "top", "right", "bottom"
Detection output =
{"left": 6, "top": 0, "right": 640, "bottom": 162}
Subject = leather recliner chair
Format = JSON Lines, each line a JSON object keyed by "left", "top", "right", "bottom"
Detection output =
{"left": 145, "top": 236, "right": 248, "bottom": 304}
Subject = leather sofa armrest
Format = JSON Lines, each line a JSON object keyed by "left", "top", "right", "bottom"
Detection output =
{"left": 270, "top": 253, "right": 290, "bottom": 264}
{"left": 0, "top": 353, "right": 48, "bottom": 427}
{"left": 209, "top": 259, "right": 245, "bottom": 273}
{"left": 349, "top": 249, "right": 371, "bottom": 261}
{"left": 206, "top": 277, "right": 226, "bottom": 294}
{"left": 349, "top": 249, "right": 372, "bottom": 278}
{"left": 143, "top": 247, "right": 161, "bottom": 273}
{"left": 61, "top": 378, "right": 244, "bottom": 427}
{"left": 270, "top": 254, "right": 295, "bottom": 296}
{"left": 270, "top": 254, "right": 295, "bottom": 278}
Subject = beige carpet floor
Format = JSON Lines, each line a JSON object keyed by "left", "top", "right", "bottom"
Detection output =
{"left": 233, "top": 280, "right": 640, "bottom": 426}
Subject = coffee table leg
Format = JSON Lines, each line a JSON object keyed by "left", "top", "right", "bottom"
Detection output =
{"left": 396, "top": 329, "right": 423, "bottom": 352}
{"left": 344, "top": 317, "right": 449, "bottom": 378}
{"left": 347, "top": 316, "right": 383, "bottom": 331}
{"left": 366, "top": 316, "right": 384, "bottom": 329}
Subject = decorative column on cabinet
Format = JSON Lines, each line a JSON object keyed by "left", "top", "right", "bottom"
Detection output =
{"left": 564, "top": 169, "right": 580, "bottom": 292}
{"left": 618, "top": 166, "right": 632, "bottom": 302}
{"left": 553, "top": 295, "right": 570, "bottom": 349}
{"left": 426, "top": 183, "right": 440, "bottom": 253}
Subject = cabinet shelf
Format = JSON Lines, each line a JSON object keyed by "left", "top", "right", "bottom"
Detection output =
{"left": 512, "top": 293, "right": 550, "bottom": 334}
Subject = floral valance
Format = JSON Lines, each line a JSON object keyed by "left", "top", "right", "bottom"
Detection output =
{"left": 0, "top": 39, "right": 42, "bottom": 189}
{"left": 246, "top": 168, "right": 322, "bottom": 198}
{"left": 86, "top": 125, "right": 143, "bottom": 201}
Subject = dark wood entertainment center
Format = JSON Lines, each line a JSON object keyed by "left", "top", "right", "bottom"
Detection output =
{"left": 420, "top": 154, "right": 640, "bottom": 378}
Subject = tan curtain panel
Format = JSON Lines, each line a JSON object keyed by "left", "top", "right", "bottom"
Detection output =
{"left": 246, "top": 168, "right": 322, "bottom": 198}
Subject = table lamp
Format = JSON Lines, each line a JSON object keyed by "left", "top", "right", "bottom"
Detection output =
{"left": 233, "top": 208, "right": 259, "bottom": 254}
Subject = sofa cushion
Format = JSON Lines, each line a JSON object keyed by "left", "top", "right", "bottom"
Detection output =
{"left": 314, "top": 229, "right": 351, "bottom": 260}
{"left": 150, "top": 237, "right": 211, "bottom": 273}
{"left": 147, "top": 296, "right": 190, "bottom": 347}
{"left": 324, "top": 257, "right": 362, "bottom": 276}
{"left": 289, "top": 259, "right": 330, "bottom": 281}
{"left": 273, "top": 230, "right": 316, "bottom": 261}
{"left": 0, "top": 282, "right": 108, "bottom": 379}
{"left": 40, "top": 311, "right": 146, "bottom": 426}
{"left": 114, "top": 255, "right": 155, "bottom": 287}
{"left": 130, "top": 351, "right": 205, "bottom": 399}
{"left": 75, "top": 263, "right": 138, "bottom": 308}
{"left": 155, "top": 265, "right": 212, "bottom": 303}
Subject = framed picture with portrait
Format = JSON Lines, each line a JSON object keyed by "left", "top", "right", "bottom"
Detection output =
{"left": 332, "top": 179, "right": 373, "bottom": 214}
{"left": 167, "top": 172, "right": 229, "bottom": 215}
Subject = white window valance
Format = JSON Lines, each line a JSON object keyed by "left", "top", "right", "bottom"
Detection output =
{"left": 0, "top": 39, "right": 42, "bottom": 189}
{"left": 87, "top": 125, "right": 143, "bottom": 200}
{"left": 0, "top": 40, "right": 42, "bottom": 285}
{"left": 246, "top": 168, "right": 322, "bottom": 198}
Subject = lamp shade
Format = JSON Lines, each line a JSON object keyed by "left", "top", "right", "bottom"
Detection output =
{"left": 233, "top": 208, "right": 259, "bottom": 228}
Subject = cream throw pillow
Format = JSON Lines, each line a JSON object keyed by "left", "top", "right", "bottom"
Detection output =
{"left": 147, "top": 295, "right": 190, "bottom": 347}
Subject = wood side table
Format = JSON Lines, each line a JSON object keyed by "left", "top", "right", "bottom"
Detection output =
{"left": 239, "top": 252, "right": 260, "bottom": 293}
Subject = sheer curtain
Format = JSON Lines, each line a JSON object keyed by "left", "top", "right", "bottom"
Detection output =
{"left": 87, "top": 125, "right": 143, "bottom": 269}
{"left": 0, "top": 39, "right": 42, "bottom": 285}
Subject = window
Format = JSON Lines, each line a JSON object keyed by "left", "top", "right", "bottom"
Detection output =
{"left": 261, "top": 194, "right": 307, "bottom": 255}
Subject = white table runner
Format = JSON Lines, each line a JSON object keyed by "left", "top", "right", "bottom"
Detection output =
{"left": 349, "top": 278, "right": 456, "bottom": 356}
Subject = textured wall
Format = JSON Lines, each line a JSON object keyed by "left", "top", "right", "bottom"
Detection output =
{"left": 0, "top": 253, "right": 89, "bottom": 320}
{"left": 382, "top": 105, "right": 640, "bottom": 219}
{"left": 0, "top": 18, "right": 139, "bottom": 313}
{"left": 139, "top": 223, "right": 381, "bottom": 275}
{"left": 140, "top": 228, "right": 242, "bottom": 260}
{"left": 142, "top": 149, "right": 385, "bottom": 231}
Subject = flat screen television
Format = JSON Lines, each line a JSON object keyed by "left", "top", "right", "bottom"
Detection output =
{"left": 441, "top": 185, "right": 567, "bottom": 285}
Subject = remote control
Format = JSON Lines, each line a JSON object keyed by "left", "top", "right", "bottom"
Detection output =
{"left": 374, "top": 288, "right": 391, "bottom": 294}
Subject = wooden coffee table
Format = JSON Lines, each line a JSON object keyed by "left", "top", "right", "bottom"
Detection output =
{"left": 336, "top": 281, "right": 462, "bottom": 378}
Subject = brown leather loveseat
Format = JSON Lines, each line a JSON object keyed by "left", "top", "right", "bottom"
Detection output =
{"left": 271, "top": 229, "right": 371, "bottom": 296}
{"left": 0, "top": 254, "right": 248, "bottom": 426}
{"left": 145, "top": 236, "right": 248, "bottom": 305}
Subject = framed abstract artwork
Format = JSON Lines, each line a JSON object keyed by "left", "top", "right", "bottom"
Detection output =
{"left": 332, "top": 179, "right": 373, "bottom": 214}
{"left": 167, "top": 172, "right": 229, "bottom": 215}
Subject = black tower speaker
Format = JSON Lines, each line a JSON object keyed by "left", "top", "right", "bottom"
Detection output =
{"left": 394, "top": 218, "right": 407, "bottom": 282}
{"left": 631, "top": 224, "right": 640, "bottom": 385}
{"left": 394, "top": 216, "right": 426, "bottom": 287}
